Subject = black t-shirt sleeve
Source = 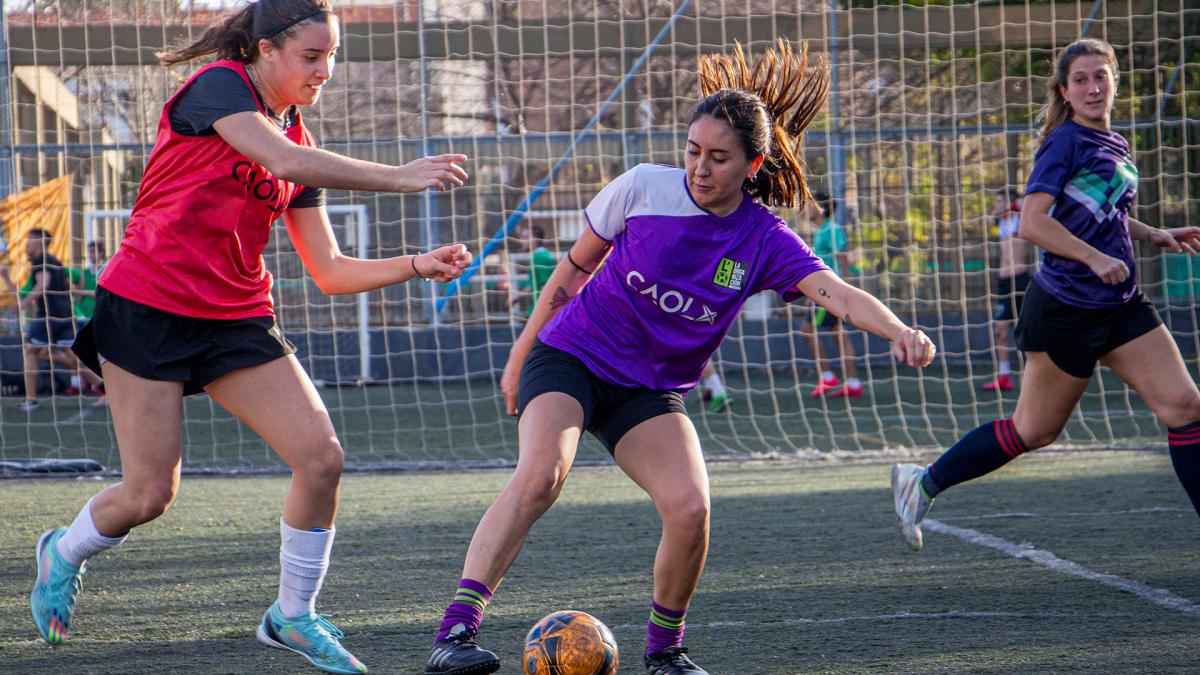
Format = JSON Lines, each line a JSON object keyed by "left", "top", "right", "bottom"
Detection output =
{"left": 168, "top": 68, "right": 261, "bottom": 136}
{"left": 171, "top": 67, "right": 323, "bottom": 206}
{"left": 288, "top": 185, "right": 326, "bottom": 209}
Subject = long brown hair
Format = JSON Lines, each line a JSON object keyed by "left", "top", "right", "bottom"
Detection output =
{"left": 695, "top": 39, "right": 830, "bottom": 208}
{"left": 158, "top": 0, "right": 334, "bottom": 66}
{"left": 1036, "top": 38, "right": 1119, "bottom": 146}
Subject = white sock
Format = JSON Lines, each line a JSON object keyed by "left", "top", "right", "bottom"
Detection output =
{"left": 847, "top": 378, "right": 862, "bottom": 389}
{"left": 278, "top": 519, "right": 335, "bottom": 618}
{"left": 821, "top": 371, "right": 836, "bottom": 384}
{"left": 998, "top": 361, "right": 1011, "bottom": 376}
{"left": 703, "top": 374, "right": 725, "bottom": 397}
{"left": 56, "top": 497, "right": 127, "bottom": 566}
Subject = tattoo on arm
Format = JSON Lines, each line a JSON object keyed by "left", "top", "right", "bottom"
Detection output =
{"left": 818, "top": 288, "right": 829, "bottom": 298}
{"left": 549, "top": 286, "right": 572, "bottom": 310}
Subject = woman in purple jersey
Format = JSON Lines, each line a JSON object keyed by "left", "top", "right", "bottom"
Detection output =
{"left": 892, "top": 38, "right": 1200, "bottom": 553}
{"left": 425, "top": 41, "right": 935, "bottom": 675}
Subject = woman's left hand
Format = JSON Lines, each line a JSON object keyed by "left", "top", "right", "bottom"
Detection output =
{"left": 414, "top": 244, "right": 473, "bottom": 283}
{"left": 891, "top": 327, "right": 936, "bottom": 368}
{"left": 1150, "top": 227, "right": 1200, "bottom": 254}
{"left": 396, "top": 154, "right": 469, "bottom": 192}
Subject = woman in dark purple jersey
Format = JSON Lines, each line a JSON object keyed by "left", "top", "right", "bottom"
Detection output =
{"left": 893, "top": 38, "right": 1200, "bottom": 553}
{"left": 425, "top": 41, "right": 935, "bottom": 675}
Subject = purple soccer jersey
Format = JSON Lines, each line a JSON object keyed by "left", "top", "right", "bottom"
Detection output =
{"left": 1025, "top": 120, "right": 1139, "bottom": 309}
{"left": 539, "top": 163, "right": 828, "bottom": 391}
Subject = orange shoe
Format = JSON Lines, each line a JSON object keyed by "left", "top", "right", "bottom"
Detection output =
{"left": 809, "top": 376, "right": 840, "bottom": 398}
{"left": 829, "top": 383, "right": 863, "bottom": 398}
{"left": 981, "top": 374, "right": 1013, "bottom": 392}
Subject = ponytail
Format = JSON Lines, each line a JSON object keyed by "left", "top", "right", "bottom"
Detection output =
{"left": 694, "top": 39, "right": 830, "bottom": 208}
{"left": 157, "top": 0, "right": 333, "bottom": 67}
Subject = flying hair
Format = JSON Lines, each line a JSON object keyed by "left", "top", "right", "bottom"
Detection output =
{"left": 696, "top": 38, "right": 830, "bottom": 208}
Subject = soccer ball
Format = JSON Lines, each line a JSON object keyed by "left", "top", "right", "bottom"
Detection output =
{"left": 522, "top": 610, "right": 619, "bottom": 675}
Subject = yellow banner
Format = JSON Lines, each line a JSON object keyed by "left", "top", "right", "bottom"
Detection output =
{"left": 0, "top": 175, "right": 72, "bottom": 306}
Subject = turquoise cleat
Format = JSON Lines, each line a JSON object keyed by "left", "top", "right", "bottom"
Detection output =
{"left": 30, "top": 527, "right": 85, "bottom": 645}
{"left": 257, "top": 601, "right": 368, "bottom": 674}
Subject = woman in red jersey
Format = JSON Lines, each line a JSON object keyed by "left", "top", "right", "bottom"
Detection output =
{"left": 28, "top": 1, "right": 470, "bottom": 672}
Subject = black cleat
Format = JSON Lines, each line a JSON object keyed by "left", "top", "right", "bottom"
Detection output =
{"left": 645, "top": 646, "right": 708, "bottom": 675}
{"left": 424, "top": 623, "right": 501, "bottom": 675}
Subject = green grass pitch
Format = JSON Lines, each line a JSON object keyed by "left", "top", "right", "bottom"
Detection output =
{"left": 2, "top": 451, "right": 1198, "bottom": 673}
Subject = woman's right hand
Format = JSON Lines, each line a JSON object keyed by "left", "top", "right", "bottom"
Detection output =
{"left": 1085, "top": 250, "right": 1129, "bottom": 285}
{"left": 500, "top": 343, "right": 530, "bottom": 417}
{"left": 413, "top": 244, "right": 473, "bottom": 283}
{"left": 396, "top": 153, "right": 469, "bottom": 192}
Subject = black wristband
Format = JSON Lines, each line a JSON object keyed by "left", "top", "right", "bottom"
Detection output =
{"left": 411, "top": 255, "right": 431, "bottom": 280}
{"left": 566, "top": 250, "right": 595, "bottom": 275}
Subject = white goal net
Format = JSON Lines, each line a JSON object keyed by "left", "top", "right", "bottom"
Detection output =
{"left": 0, "top": 1, "right": 1196, "bottom": 471}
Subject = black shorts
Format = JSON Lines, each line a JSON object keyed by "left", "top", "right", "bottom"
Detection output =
{"left": 517, "top": 340, "right": 687, "bottom": 456}
{"left": 25, "top": 317, "right": 77, "bottom": 347}
{"left": 1015, "top": 281, "right": 1162, "bottom": 379}
{"left": 72, "top": 287, "right": 296, "bottom": 396}
{"left": 992, "top": 272, "right": 1031, "bottom": 322}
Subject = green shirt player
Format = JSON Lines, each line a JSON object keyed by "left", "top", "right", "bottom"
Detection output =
{"left": 515, "top": 224, "right": 556, "bottom": 315}
{"left": 799, "top": 191, "right": 861, "bottom": 398}
{"left": 71, "top": 241, "right": 108, "bottom": 322}
{"left": 811, "top": 202, "right": 848, "bottom": 277}
{"left": 18, "top": 240, "right": 107, "bottom": 322}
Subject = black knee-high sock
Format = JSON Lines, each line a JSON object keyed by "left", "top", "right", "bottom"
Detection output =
{"left": 1168, "top": 420, "right": 1200, "bottom": 517}
{"left": 921, "top": 419, "right": 1030, "bottom": 498}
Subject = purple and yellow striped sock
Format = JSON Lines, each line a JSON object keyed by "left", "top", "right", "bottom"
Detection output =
{"left": 435, "top": 578, "right": 493, "bottom": 643}
{"left": 646, "top": 600, "right": 686, "bottom": 657}
{"left": 1168, "top": 420, "right": 1200, "bottom": 517}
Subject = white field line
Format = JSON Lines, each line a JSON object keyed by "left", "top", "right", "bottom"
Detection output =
{"left": 924, "top": 519, "right": 1200, "bottom": 617}
{"left": 935, "top": 506, "right": 1194, "bottom": 521}
{"left": 61, "top": 398, "right": 108, "bottom": 425}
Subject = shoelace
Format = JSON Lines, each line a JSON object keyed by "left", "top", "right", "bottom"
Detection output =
{"left": 661, "top": 647, "right": 690, "bottom": 663}
{"left": 294, "top": 614, "right": 346, "bottom": 658}
{"left": 48, "top": 561, "right": 85, "bottom": 606}
{"left": 314, "top": 614, "right": 345, "bottom": 641}
{"left": 451, "top": 632, "right": 479, "bottom": 646}
{"left": 648, "top": 647, "right": 692, "bottom": 669}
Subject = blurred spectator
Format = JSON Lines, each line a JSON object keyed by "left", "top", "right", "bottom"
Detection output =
{"left": 14, "top": 229, "right": 102, "bottom": 411}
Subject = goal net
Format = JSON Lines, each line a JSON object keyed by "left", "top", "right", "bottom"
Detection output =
{"left": 0, "top": 1, "right": 1196, "bottom": 472}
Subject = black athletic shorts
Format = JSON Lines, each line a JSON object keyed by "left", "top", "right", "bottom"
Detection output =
{"left": 517, "top": 340, "right": 687, "bottom": 456}
{"left": 25, "top": 317, "right": 76, "bottom": 347}
{"left": 992, "top": 272, "right": 1031, "bottom": 322}
{"left": 1015, "top": 281, "right": 1162, "bottom": 379}
{"left": 72, "top": 287, "right": 295, "bottom": 395}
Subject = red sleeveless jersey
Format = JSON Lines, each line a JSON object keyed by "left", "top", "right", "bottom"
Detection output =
{"left": 100, "top": 60, "right": 317, "bottom": 319}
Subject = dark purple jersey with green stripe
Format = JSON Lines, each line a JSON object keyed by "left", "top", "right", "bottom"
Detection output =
{"left": 539, "top": 164, "right": 827, "bottom": 392}
{"left": 1026, "top": 120, "right": 1139, "bottom": 309}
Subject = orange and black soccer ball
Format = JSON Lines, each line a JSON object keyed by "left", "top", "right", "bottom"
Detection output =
{"left": 522, "top": 610, "right": 618, "bottom": 675}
